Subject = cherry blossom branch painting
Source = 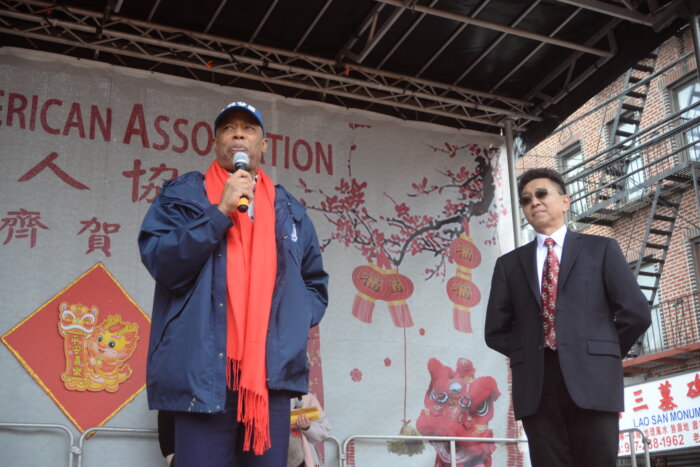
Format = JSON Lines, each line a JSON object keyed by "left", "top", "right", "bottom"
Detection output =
{"left": 299, "top": 137, "right": 504, "bottom": 333}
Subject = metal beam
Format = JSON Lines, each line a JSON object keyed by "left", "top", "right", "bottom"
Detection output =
{"left": 204, "top": 0, "right": 227, "bottom": 34}
{"left": 376, "top": 0, "right": 438, "bottom": 68}
{"left": 354, "top": 4, "right": 404, "bottom": 63}
{"left": 416, "top": 0, "right": 492, "bottom": 78}
{"left": 553, "top": 0, "right": 654, "bottom": 26}
{"left": 490, "top": 7, "right": 581, "bottom": 93}
{"left": 524, "top": 18, "right": 620, "bottom": 107}
{"left": 250, "top": 0, "right": 279, "bottom": 43}
{"left": 374, "top": 0, "right": 615, "bottom": 57}
{"left": 293, "top": 0, "right": 333, "bottom": 52}
{"left": 0, "top": 17, "right": 540, "bottom": 130}
{"left": 451, "top": 0, "right": 540, "bottom": 87}
{"left": 0, "top": 0, "right": 537, "bottom": 126}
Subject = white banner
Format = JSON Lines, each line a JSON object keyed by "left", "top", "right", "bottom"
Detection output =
{"left": 0, "top": 47, "right": 517, "bottom": 467}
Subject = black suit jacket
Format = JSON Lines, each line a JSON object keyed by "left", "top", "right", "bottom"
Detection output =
{"left": 484, "top": 230, "right": 651, "bottom": 419}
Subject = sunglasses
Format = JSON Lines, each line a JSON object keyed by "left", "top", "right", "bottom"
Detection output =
{"left": 519, "top": 188, "right": 562, "bottom": 207}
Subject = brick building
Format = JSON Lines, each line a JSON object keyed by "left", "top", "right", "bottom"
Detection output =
{"left": 518, "top": 25, "right": 700, "bottom": 466}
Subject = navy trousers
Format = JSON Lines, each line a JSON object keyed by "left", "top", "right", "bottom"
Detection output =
{"left": 173, "top": 389, "right": 291, "bottom": 467}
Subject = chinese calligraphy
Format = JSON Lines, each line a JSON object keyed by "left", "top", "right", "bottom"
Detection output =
{"left": 77, "top": 218, "right": 121, "bottom": 257}
{"left": 18, "top": 152, "right": 89, "bottom": 190}
{"left": 1, "top": 209, "right": 49, "bottom": 248}
{"left": 122, "top": 159, "right": 178, "bottom": 203}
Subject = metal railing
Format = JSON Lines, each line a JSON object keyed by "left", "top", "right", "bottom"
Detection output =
{"left": 0, "top": 422, "right": 657, "bottom": 466}
{"left": 322, "top": 435, "right": 343, "bottom": 467}
{"left": 341, "top": 433, "right": 527, "bottom": 467}
{"left": 560, "top": 100, "right": 700, "bottom": 225}
{"left": 76, "top": 426, "right": 158, "bottom": 467}
{"left": 0, "top": 422, "right": 76, "bottom": 467}
{"left": 636, "top": 292, "right": 700, "bottom": 358}
{"left": 619, "top": 427, "right": 652, "bottom": 467}
{"left": 0, "top": 421, "right": 343, "bottom": 467}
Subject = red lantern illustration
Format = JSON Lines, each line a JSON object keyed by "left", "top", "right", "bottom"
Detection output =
{"left": 383, "top": 270, "right": 415, "bottom": 328}
{"left": 446, "top": 271, "right": 481, "bottom": 332}
{"left": 447, "top": 222, "right": 482, "bottom": 333}
{"left": 351, "top": 264, "right": 388, "bottom": 323}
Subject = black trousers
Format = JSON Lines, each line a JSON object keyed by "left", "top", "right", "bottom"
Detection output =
{"left": 173, "top": 389, "right": 292, "bottom": 467}
{"left": 521, "top": 349, "right": 619, "bottom": 467}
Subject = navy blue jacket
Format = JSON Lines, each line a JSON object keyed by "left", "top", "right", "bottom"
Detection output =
{"left": 138, "top": 171, "right": 329, "bottom": 413}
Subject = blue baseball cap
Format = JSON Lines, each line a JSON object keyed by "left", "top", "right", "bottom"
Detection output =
{"left": 214, "top": 101, "right": 265, "bottom": 135}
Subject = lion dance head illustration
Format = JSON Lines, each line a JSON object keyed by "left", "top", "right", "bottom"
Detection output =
{"left": 416, "top": 358, "right": 500, "bottom": 467}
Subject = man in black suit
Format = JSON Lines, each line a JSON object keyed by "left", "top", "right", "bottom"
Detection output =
{"left": 485, "top": 168, "right": 651, "bottom": 466}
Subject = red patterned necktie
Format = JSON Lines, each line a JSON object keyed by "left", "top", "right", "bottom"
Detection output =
{"left": 541, "top": 237, "right": 559, "bottom": 350}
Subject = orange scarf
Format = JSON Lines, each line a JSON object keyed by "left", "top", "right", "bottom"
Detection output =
{"left": 204, "top": 161, "right": 277, "bottom": 454}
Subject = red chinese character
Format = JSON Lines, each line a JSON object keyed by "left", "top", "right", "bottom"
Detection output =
{"left": 687, "top": 374, "right": 700, "bottom": 398}
{"left": 0, "top": 209, "right": 49, "bottom": 248}
{"left": 658, "top": 381, "right": 678, "bottom": 411}
{"left": 633, "top": 389, "right": 649, "bottom": 411}
{"left": 695, "top": 433, "right": 700, "bottom": 443}
{"left": 77, "top": 217, "right": 121, "bottom": 257}
{"left": 122, "top": 159, "right": 178, "bottom": 203}
{"left": 18, "top": 152, "right": 89, "bottom": 190}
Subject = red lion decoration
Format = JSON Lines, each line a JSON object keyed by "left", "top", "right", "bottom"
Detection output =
{"left": 417, "top": 358, "right": 500, "bottom": 467}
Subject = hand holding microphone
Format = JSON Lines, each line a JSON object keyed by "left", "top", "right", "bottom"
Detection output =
{"left": 232, "top": 151, "right": 250, "bottom": 213}
{"left": 216, "top": 151, "right": 254, "bottom": 216}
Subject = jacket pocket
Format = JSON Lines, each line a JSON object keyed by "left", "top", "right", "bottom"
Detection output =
{"left": 509, "top": 348, "right": 524, "bottom": 367}
{"left": 586, "top": 339, "right": 621, "bottom": 358}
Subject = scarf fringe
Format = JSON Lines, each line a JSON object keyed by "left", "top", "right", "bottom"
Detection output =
{"left": 238, "top": 386, "right": 271, "bottom": 454}
{"left": 227, "top": 358, "right": 240, "bottom": 391}
{"left": 228, "top": 358, "right": 271, "bottom": 455}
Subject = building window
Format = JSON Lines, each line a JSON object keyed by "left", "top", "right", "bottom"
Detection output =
{"left": 671, "top": 77, "right": 700, "bottom": 161}
{"left": 692, "top": 236, "right": 700, "bottom": 284}
{"left": 637, "top": 261, "right": 663, "bottom": 354}
{"left": 606, "top": 112, "right": 645, "bottom": 202}
{"left": 558, "top": 142, "right": 586, "bottom": 218}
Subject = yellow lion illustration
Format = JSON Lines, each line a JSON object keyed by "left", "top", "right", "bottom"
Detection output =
{"left": 85, "top": 314, "right": 139, "bottom": 392}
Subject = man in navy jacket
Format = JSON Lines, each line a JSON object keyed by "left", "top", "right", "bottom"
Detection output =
{"left": 485, "top": 168, "right": 650, "bottom": 466}
{"left": 139, "top": 101, "right": 328, "bottom": 467}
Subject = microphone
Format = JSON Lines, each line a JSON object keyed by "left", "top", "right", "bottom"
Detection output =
{"left": 232, "top": 151, "right": 250, "bottom": 213}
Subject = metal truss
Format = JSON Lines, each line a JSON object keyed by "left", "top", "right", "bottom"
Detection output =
{"left": 0, "top": 0, "right": 540, "bottom": 131}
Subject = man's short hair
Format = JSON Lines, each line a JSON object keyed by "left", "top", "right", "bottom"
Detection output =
{"left": 517, "top": 168, "right": 567, "bottom": 195}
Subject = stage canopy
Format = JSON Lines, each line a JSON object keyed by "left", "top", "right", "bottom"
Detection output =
{"left": 0, "top": 0, "right": 693, "bottom": 150}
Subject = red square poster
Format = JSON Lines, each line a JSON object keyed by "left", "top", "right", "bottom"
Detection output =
{"left": 2, "top": 262, "right": 150, "bottom": 431}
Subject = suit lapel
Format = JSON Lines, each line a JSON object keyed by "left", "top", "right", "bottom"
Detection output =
{"left": 517, "top": 239, "right": 541, "bottom": 306}
{"left": 558, "top": 229, "right": 584, "bottom": 288}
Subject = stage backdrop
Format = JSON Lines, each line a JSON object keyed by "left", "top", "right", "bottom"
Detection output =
{"left": 0, "top": 47, "right": 519, "bottom": 467}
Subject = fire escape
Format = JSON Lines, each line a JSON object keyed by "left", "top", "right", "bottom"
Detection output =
{"left": 562, "top": 50, "right": 700, "bottom": 378}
